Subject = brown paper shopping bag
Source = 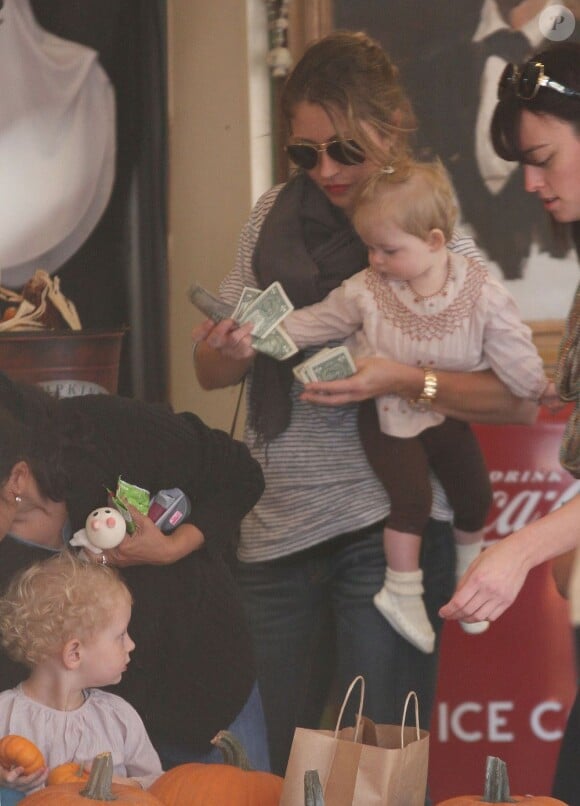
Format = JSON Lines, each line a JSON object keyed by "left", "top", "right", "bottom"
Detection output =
{"left": 280, "top": 675, "right": 429, "bottom": 806}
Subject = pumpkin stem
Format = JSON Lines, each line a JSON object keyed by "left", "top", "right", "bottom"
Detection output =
{"left": 74, "top": 762, "right": 87, "bottom": 779}
{"left": 210, "top": 730, "right": 252, "bottom": 771}
{"left": 304, "top": 769, "right": 325, "bottom": 806}
{"left": 80, "top": 751, "right": 117, "bottom": 801}
{"left": 482, "top": 756, "right": 515, "bottom": 803}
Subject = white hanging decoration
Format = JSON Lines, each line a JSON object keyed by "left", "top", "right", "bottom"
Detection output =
{"left": 265, "top": 0, "right": 292, "bottom": 78}
{"left": 0, "top": 0, "right": 115, "bottom": 288}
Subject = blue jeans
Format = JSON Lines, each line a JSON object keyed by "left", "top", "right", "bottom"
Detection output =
{"left": 236, "top": 520, "right": 455, "bottom": 781}
{"left": 0, "top": 789, "right": 25, "bottom": 805}
{"left": 157, "top": 681, "right": 271, "bottom": 772}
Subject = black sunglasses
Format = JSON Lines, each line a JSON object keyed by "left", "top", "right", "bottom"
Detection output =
{"left": 285, "top": 139, "right": 365, "bottom": 170}
{"left": 498, "top": 60, "right": 580, "bottom": 101}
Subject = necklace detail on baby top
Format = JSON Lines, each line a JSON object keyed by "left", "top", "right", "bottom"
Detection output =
{"left": 402, "top": 258, "right": 455, "bottom": 305}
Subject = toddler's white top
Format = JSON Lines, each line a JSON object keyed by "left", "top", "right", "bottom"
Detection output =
{"left": 0, "top": 685, "right": 161, "bottom": 790}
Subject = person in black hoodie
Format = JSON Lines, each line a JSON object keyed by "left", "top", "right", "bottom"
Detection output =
{"left": 0, "top": 372, "right": 267, "bottom": 771}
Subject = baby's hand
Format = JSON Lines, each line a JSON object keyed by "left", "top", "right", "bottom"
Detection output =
{"left": 540, "top": 380, "right": 566, "bottom": 413}
{"left": 0, "top": 763, "right": 48, "bottom": 791}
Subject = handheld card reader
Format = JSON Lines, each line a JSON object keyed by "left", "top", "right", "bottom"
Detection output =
{"left": 148, "top": 488, "right": 191, "bottom": 533}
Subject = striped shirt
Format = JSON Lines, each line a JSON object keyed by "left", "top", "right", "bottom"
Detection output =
{"left": 221, "top": 184, "right": 485, "bottom": 563}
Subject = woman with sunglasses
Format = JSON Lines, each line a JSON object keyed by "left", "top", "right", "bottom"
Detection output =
{"left": 438, "top": 40, "right": 580, "bottom": 804}
{"left": 193, "top": 31, "right": 537, "bottom": 781}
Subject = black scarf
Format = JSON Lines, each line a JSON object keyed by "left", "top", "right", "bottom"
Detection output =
{"left": 249, "top": 173, "right": 368, "bottom": 442}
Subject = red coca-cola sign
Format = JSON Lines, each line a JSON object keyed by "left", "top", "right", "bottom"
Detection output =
{"left": 484, "top": 421, "right": 579, "bottom": 542}
{"left": 430, "top": 415, "right": 577, "bottom": 802}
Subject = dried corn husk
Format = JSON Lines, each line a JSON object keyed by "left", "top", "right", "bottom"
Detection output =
{"left": 0, "top": 270, "right": 81, "bottom": 331}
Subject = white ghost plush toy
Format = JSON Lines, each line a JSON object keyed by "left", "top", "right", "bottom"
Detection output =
{"left": 70, "top": 507, "right": 127, "bottom": 554}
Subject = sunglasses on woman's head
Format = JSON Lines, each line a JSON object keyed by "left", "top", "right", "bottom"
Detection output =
{"left": 285, "top": 139, "right": 366, "bottom": 170}
{"left": 498, "top": 60, "right": 580, "bottom": 101}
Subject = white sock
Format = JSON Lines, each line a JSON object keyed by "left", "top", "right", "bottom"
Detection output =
{"left": 373, "top": 568, "right": 435, "bottom": 653}
{"left": 384, "top": 567, "right": 425, "bottom": 596}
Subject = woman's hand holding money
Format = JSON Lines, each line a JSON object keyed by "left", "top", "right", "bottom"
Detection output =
{"left": 300, "top": 358, "right": 537, "bottom": 425}
{"left": 193, "top": 318, "right": 256, "bottom": 361}
{"left": 193, "top": 318, "right": 256, "bottom": 389}
{"left": 300, "top": 356, "right": 422, "bottom": 406}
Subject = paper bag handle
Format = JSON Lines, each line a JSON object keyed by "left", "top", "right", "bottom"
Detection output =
{"left": 334, "top": 675, "right": 365, "bottom": 742}
{"left": 400, "top": 690, "right": 421, "bottom": 748}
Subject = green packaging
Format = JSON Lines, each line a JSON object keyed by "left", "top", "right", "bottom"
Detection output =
{"left": 109, "top": 477, "right": 150, "bottom": 535}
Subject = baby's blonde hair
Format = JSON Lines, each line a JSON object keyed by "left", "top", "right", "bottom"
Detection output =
{"left": 0, "top": 552, "right": 131, "bottom": 668}
{"left": 352, "top": 158, "right": 459, "bottom": 242}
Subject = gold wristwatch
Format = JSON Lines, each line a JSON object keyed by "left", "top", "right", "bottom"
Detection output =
{"left": 414, "top": 368, "right": 438, "bottom": 408}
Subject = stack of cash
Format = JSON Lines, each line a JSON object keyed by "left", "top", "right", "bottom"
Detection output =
{"left": 189, "top": 282, "right": 298, "bottom": 360}
{"left": 293, "top": 345, "right": 356, "bottom": 382}
{"left": 189, "top": 282, "right": 357, "bottom": 380}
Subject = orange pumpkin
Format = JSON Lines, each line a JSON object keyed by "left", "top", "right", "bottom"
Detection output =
{"left": 47, "top": 761, "right": 90, "bottom": 786}
{"left": 0, "top": 735, "right": 45, "bottom": 775}
{"left": 20, "top": 752, "right": 163, "bottom": 805}
{"left": 439, "top": 795, "right": 567, "bottom": 805}
{"left": 149, "top": 730, "right": 284, "bottom": 806}
{"left": 436, "top": 756, "right": 567, "bottom": 805}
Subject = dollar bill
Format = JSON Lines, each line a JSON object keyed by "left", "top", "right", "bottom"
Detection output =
{"left": 253, "top": 324, "right": 298, "bottom": 360}
{"left": 292, "top": 362, "right": 310, "bottom": 383}
{"left": 233, "top": 286, "right": 298, "bottom": 358}
{"left": 308, "top": 346, "right": 356, "bottom": 381}
{"left": 237, "top": 281, "right": 294, "bottom": 339}
{"left": 293, "top": 346, "right": 356, "bottom": 383}
{"left": 232, "top": 286, "right": 262, "bottom": 321}
{"left": 189, "top": 282, "right": 298, "bottom": 360}
{"left": 292, "top": 349, "right": 328, "bottom": 383}
{"left": 188, "top": 284, "right": 235, "bottom": 323}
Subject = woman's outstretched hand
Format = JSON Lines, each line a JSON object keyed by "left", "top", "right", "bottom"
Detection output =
{"left": 439, "top": 538, "right": 531, "bottom": 624}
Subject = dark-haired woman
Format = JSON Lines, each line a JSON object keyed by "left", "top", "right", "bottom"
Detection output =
{"left": 436, "top": 41, "right": 580, "bottom": 805}
{"left": 0, "top": 373, "right": 268, "bottom": 771}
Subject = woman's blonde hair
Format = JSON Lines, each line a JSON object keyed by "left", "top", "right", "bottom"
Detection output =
{"left": 0, "top": 552, "right": 131, "bottom": 668}
{"left": 281, "top": 30, "right": 417, "bottom": 167}
{"left": 352, "top": 158, "right": 459, "bottom": 242}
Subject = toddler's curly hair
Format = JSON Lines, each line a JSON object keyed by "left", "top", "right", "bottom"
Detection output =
{"left": 0, "top": 551, "right": 131, "bottom": 668}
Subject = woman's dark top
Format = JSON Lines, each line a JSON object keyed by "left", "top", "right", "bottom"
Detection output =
{"left": 0, "top": 393, "right": 265, "bottom": 752}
